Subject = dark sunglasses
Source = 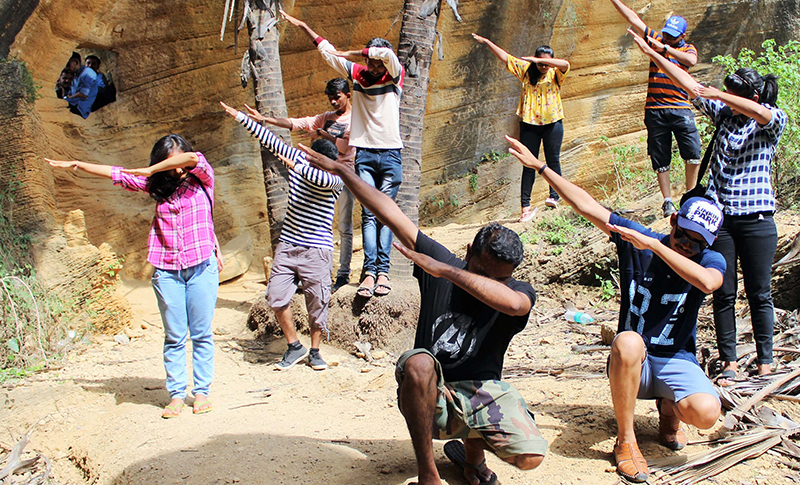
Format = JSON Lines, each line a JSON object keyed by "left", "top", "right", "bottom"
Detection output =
{"left": 674, "top": 226, "right": 708, "bottom": 252}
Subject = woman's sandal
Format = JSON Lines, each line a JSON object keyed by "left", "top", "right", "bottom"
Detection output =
{"left": 161, "top": 403, "right": 184, "bottom": 419}
{"left": 715, "top": 369, "right": 737, "bottom": 387}
{"left": 193, "top": 399, "right": 213, "bottom": 415}
{"left": 357, "top": 275, "right": 376, "bottom": 298}
{"left": 374, "top": 275, "right": 391, "bottom": 296}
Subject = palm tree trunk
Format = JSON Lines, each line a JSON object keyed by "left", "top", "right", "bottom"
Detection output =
{"left": 246, "top": 1, "right": 291, "bottom": 255}
{"left": 394, "top": 0, "right": 442, "bottom": 279}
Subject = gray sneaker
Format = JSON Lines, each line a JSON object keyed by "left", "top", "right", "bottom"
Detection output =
{"left": 275, "top": 343, "right": 309, "bottom": 371}
{"left": 662, "top": 200, "right": 677, "bottom": 218}
{"left": 307, "top": 349, "right": 328, "bottom": 371}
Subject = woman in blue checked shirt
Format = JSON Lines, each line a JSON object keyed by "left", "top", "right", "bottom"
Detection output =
{"left": 628, "top": 29, "right": 787, "bottom": 385}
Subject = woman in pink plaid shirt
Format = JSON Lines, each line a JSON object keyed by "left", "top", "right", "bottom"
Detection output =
{"left": 47, "top": 134, "right": 221, "bottom": 419}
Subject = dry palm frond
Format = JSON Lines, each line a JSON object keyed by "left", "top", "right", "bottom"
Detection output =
{"left": 651, "top": 361, "right": 800, "bottom": 484}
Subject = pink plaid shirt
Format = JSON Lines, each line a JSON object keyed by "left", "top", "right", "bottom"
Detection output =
{"left": 111, "top": 152, "right": 216, "bottom": 271}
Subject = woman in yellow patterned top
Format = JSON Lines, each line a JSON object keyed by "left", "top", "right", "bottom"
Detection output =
{"left": 473, "top": 33, "right": 570, "bottom": 222}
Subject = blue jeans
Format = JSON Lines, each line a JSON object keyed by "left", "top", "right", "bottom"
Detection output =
{"left": 356, "top": 148, "right": 402, "bottom": 276}
{"left": 152, "top": 256, "right": 219, "bottom": 399}
{"left": 336, "top": 186, "right": 355, "bottom": 278}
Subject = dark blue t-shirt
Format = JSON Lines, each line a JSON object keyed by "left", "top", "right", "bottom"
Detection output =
{"left": 610, "top": 214, "right": 726, "bottom": 360}
{"left": 413, "top": 231, "right": 536, "bottom": 382}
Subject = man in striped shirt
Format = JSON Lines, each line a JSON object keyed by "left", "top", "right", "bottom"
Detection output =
{"left": 241, "top": 78, "right": 356, "bottom": 293}
{"left": 283, "top": 10, "right": 404, "bottom": 299}
{"left": 221, "top": 101, "right": 344, "bottom": 372}
{"left": 609, "top": 1, "right": 702, "bottom": 218}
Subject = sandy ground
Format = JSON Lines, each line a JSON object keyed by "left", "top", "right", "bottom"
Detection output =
{"left": 2, "top": 219, "right": 799, "bottom": 485}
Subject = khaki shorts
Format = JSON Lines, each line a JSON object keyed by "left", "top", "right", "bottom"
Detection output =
{"left": 395, "top": 348, "right": 548, "bottom": 459}
{"left": 267, "top": 242, "right": 333, "bottom": 331}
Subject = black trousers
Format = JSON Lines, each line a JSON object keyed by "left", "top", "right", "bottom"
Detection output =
{"left": 519, "top": 120, "right": 563, "bottom": 207}
{"left": 712, "top": 213, "right": 777, "bottom": 365}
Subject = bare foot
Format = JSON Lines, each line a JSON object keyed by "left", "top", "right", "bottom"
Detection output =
{"left": 757, "top": 363, "right": 772, "bottom": 376}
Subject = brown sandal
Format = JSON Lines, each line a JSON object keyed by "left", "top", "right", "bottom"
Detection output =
{"left": 613, "top": 441, "right": 649, "bottom": 483}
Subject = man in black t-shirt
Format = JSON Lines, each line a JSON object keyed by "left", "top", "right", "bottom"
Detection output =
{"left": 507, "top": 135, "right": 724, "bottom": 483}
{"left": 301, "top": 145, "right": 547, "bottom": 485}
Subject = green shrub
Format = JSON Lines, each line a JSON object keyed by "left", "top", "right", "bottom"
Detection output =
{"left": 480, "top": 150, "right": 510, "bottom": 163}
{"left": 0, "top": 165, "right": 72, "bottom": 376}
{"left": 0, "top": 57, "right": 41, "bottom": 104}
{"left": 537, "top": 215, "right": 576, "bottom": 245}
{"left": 597, "top": 135, "right": 652, "bottom": 203}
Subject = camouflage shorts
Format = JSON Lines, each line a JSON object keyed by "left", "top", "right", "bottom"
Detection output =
{"left": 395, "top": 348, "right": 548, "bottom": 459}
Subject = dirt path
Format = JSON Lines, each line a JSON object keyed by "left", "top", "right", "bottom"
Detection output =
{"left": 1, "top": 231, "right": 797, "bottom": 484}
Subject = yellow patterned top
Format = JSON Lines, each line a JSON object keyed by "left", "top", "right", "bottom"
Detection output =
{"left": 507, "top": 54, "right": 568, "bottom": 125}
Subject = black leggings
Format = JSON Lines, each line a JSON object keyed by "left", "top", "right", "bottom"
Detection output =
{"left": 712, "top": 214, "right": 777, "bottom": 365}
{"left": 519, "top": 120, "right": 563, "bottom": 207}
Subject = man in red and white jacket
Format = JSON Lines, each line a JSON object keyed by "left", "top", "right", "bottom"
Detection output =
{"left": 283, "top": 9, "right": 404, "bottom": 299}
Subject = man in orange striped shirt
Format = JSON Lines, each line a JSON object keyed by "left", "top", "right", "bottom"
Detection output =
{"left": 609, "top": 1, "right": 702, "bottom": 218}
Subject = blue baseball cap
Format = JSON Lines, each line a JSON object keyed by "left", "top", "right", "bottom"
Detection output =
{"left": 676, "top": 197, "right": 723, "bottom": 246}
{"left": 662, "top": 16, "right": 687, "bottom": 38}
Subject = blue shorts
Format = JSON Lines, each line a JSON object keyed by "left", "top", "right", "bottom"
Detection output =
{"left": 607, "top": 333, "right": 719, "bottom": 403}
{"left": 638, "top": 352, "right": 719, "bottom": 403}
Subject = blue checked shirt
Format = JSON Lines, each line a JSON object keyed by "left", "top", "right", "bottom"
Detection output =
{"left": 693, "top": 97, "right": 787, "bottom": 216}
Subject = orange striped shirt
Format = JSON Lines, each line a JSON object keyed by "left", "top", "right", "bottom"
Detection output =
{"left": 644, "top": 27, "right": 697, "bottom": 109}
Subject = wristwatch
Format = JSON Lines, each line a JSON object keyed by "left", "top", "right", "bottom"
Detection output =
{"left": 662, "top": 45, "right": 669, "bottom": 55}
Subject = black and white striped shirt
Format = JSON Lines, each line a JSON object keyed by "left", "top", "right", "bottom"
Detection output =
{"left": 237, "top": 112, "right": 343, "bottom": 250}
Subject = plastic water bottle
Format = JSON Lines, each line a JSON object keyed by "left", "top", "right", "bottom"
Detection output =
{"left": 564, "top": 310, "right": 594, "bottom": 324}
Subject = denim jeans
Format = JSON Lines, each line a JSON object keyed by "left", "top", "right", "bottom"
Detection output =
{"left": 152, "top": 256, "right": 219, "bottom": 399}
{"left": 519, "top": 120, "right": 563, "bottom": 206}
{"left": 712, "top": 213, "right": 777, "bottom": 365}
{"left": 355, "top": 148, "right": 403, "bottom": 276}
{"left": 336, "top": 186, "right": 355, "bottom": 279}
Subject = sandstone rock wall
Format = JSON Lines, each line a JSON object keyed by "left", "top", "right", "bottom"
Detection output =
{"left": 5, "top": 0, "right": 799, "bottom": 281}
{"left": 9, "top": 0, "right": 271, "bottom": 279}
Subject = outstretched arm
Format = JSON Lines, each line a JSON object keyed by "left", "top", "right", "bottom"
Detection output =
{"left": 280, "top": 9, "right": 321, "bottom": 42}
{"left": 472, "top": 33, "right": 509, "bottom": 63}
{"left": 46, "top": 159, "right": 113, "bottom": 179}
{"left": 610, "top": 224, "right": 724, "bottom": 293}
{"left": 243, "top": 104, "right": 294, "bottom": 130}
{"left": 394, "top": 243, "right": 532, "bottom": 316}
{"left": 521, "top": 56, "right": 570, "bottom": 73}
{"left": 221, "top": 101, "right": 342, "bottom": 188}
{"left": 506, "top": 136, "right": 612, "bottom": 236}
{"left": 119, "top": 152, "right": 199, "bottom": 177}
{"left": 642, "top": 34, "right": 698, "bottom": 68}
{"left": 608, "top": 0, "right": 646, "bottom": 36}
{"left": 629, "top": 29, "right": 702, "bottom": 95}
{"left": 694, "top": 85, "right": 773, "bottom": 125}
{"left": 298, "top": 144, "right": 417, "bottom": 249}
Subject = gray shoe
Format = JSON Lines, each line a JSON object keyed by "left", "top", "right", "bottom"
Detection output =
{"left": 662, "top": 200, "right": 677, "bottom": 218}
{"left": 307, "top": 349, "right": 328, "bottom": 371}
{"left": 275, "top": 343, "right": 308, "bottom": 371}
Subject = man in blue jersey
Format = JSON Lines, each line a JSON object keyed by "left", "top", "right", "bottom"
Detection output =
{"left": 507, "top": 136, "right": 724, "bottom": 483}
{"left": 221, "top": 101, "right": 343, "bottom": 372}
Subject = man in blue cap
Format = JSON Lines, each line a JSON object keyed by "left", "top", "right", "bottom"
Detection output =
{"left": 608, "top": 1, "right": 702, "bottom": 219}
{"left": 507, "top": 135, "right": 724, "bottom": 483}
